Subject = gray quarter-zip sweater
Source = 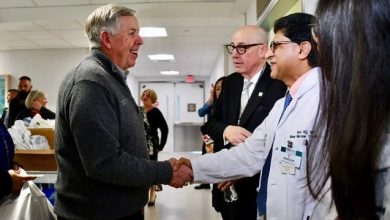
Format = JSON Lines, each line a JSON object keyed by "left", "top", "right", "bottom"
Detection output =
{"left": 54, "top": 49, "right": 172, "bottom": 220}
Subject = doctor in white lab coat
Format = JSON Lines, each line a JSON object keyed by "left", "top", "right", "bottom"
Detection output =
{"left": 191, "top": 66, "right": 320, "bottom": 220}
{"left": 177, "top": 13, "right": 320, "bottom": 220}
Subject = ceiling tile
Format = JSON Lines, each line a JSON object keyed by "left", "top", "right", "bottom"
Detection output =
{"left": 0, "top": 22, "right": 43, "bottom": 31}
{"left": 3, "top": 39, "right": 41, "bottom": 49}
{"left": 50, "top": 29, "right": 86, "bottom": 38}
{"left": 0, "top": 32, "right": 23, "bottom": 40}
{"left": 65, "top": 38, "right": 89, "bottom": 47}
{"left": 34, "top": 20, "right": 83, "bottom": 30}
{"left": 0, "top": 0, "right": 35, "bottom": 8}
{"left": 32, "top": 38, "right": 74, "bottom": 48}
{"left": 33, "top": 0, "right": 89, "bottom": 6}
{"left": 13, "top": 31, "right": 58, "bottom": 40}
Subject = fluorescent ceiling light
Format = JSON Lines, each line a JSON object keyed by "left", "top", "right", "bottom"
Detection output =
{"left": 160, "top": 71, "right": 180, "bottom": 75}
{"left": 148, "top": 54, "right": 175, "bottom": 61}
{"left": 140, "top": 27, "right": 167, "bottom": 37}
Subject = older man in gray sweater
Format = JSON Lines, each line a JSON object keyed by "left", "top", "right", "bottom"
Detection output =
{"left": 54, "top": 4, "right": 191, "bottom": 220}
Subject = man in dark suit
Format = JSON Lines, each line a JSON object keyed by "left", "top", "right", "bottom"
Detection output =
{"left": 7, "top": 76, "right": 32, "bottom": 128}
{"left": 201, "top": 25, "right": 286, "bottom": 220}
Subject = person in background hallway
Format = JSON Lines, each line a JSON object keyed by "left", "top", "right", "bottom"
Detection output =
{"left": 8, "top": 76, "right": 32, "bottom": 128}
{"left": 199, "top": 25, "right": 286, "bottom": 220}
{"left": 1, "top": 89, "right": 18, "bottom": 127}
{"left": 194, "top": 76, "right": 224, "bottom": 190}
{"left": 140, "top": 89, "right": 169, "bottom": 206}
{"left": 197, "top": 78, "right": 223, "bottom": 118}
{"left": 308, "top": 0, "right": 390, "bottom": 219}
{"left": 0, "top": 122, "right": 36, "bottom": 200}
{"left": 54, "top": 4, "right": 191, "bottom": 220}
{"left": 16, "top": 90, "right": 55, "bottom": 122}
{"left": 175, "top": 13, "right": 319, "bottom": 220}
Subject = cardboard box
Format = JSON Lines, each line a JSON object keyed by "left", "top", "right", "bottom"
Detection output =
{"left": 14, "top": 150, "right": 56, "bottom": 171}
{"left": 28, "top": 128, "right": 55, "bottom": 150}
{"left": 13, "top": 128, "right": 57, "bottom": 171}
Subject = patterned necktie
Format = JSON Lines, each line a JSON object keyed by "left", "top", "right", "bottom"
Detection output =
{"left": 240, "top": 80, "right": 252, "bottom": 116}
{"left": 257, "top": 91, "right": 292, "bottom": 216}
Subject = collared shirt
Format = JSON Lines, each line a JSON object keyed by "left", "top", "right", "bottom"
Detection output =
{"left": 289, "top": 67, "right": 319, "bottom": 98}
{"left": 243, "top": 66, "right": 265, "bottom": 98}
{"left": 224, "top": 66, "right": 266, "bottom": 145}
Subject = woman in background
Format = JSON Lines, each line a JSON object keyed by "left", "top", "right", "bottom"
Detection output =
{"left": 194, "top": 76, "right": 224, "bottom": 190}
{"left": 197, "top": 77, "right": 224, "bottom": 118}
{"left": 140, "top": 89, "right": 168, "bottom": 206}
{"left": 16, "top": 90, "right": 55, "bottom": 122}
{"left": 308, "top": 0, "right": 390, "bottom": 219}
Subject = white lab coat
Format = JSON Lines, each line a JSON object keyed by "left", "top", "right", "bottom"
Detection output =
{"left": 191, "top": 67, "right": 321, "bottom": 220}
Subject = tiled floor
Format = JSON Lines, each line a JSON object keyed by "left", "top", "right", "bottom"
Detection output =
{"left": 145, "top": 151, "right": 222, "bottom": 220}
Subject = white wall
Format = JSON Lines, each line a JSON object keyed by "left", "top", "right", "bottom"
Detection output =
{"left": 0, "top": 48, "right": 88, "bottom": 111}
{"left": 302, "top": 0, "right": 318, "bottom": 14}
{"left": 246, "top": 0, "right": 258, "bottom": 25}
{"left": 126, "top": 73, "right": 138, "bottom": 104}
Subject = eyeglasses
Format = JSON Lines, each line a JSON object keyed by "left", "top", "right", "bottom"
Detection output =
{"left": 225, "top": 43, "right": 264, "bottom": 55}
{"left": 269, "top": 41, "right": 298, "bottom": 53}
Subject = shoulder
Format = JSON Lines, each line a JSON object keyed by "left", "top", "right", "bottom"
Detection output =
{"left": 225, "top": 72, "right": 242, "bottom": 82}
{"left": 62, "top": 54, "right": 110, "bottom": 88}
{"left": 150, "top": 107, "right": 163, "bottom": 115}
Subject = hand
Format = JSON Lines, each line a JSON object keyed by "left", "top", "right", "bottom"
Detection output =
{"left": 8, "top": 169, "right": 36, "bottom": 194}
{"left": 217, "top": 180, "right": 238, "bottom": 191}
{"left": 168, "top": 158, "right": 193, "bottom": 188}
{"left": 207, "top": 83, "right": 214, "bottom": 105}
{"left": 174, "top": 157, "right": 192, "bottom": 171}
{"left": 224, "top": 125, "right": 252, "bottom": 145}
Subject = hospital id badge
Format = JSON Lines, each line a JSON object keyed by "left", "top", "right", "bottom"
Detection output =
{"left": 280, "top": 146, "right": 303, "bottom": 169}
{"left": 280, "top": 163, "right": 295, "bottom": 175}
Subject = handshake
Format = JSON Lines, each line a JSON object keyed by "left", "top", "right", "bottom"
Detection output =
{"left": 168, "top": 158, "right": 194, "bottom": 188}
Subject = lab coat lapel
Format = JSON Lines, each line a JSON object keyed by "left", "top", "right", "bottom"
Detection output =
{"left": 277, "top": 68, "right": 319, "bottom": 127}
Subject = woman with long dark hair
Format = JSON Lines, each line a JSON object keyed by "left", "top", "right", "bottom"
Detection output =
{"left": 308, "top": 0, "right": 390, "bottom": 219}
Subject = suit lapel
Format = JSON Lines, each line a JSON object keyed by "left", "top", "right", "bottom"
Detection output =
{"left": 230, "top": 74, "right": 244, "bottom": 125}
{"left": 239, "top": 65, "right": 272, "bottom": 126}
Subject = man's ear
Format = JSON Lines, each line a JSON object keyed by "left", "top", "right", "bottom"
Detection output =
{"left": 259, "top": 44, "right": 268, "bottom": 59}
{"left": 297, "top": 41, "right": 312, "bottom": 60}
{"left": 100, "top": 31, "right": 112, "bottom": 50}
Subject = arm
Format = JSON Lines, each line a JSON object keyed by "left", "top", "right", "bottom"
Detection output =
{"left": 0, "top": 169, "right": 36, "bottom": 199}
{"left": 154, "top": 108, "right": 169, "bottom": 151}
{"left": 200, "top": 87, "right": 227, "bottom": 141}
{"left": 39, "top": 107, "right": 56, "bottom": 120}
{"left": 191, "top": 121, "right": 268, "bottom": 183}
{"left": 197, "top": 103, "right": 211, "bottom": 117}
{"left": 0, "top": 169, "right": 12, "bottom": 199}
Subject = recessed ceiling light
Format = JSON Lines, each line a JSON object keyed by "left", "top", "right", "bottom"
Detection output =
{"left": 148, "top": 54, "right": 174, "bottom": 61}
{"left": 140, "top": 27, "right": 167, "bottom": 37}
{"left": 160, "top": 71, "right": 180, "bottom": 75}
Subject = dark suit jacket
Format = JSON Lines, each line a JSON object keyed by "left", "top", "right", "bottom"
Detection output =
{"left": 201, "top": 64, "right": 286, "bottom": 211}
{"left": 8, "top": 97, "right": 27, "bottom": 128}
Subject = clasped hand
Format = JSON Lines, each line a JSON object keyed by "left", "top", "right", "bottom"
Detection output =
{"left": 168, "top": 158, "right": 193, "bottom": 188}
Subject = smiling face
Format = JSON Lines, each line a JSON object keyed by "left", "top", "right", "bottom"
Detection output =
{"left": 265, "top": 31, "right": 301, "bottom": 85}
{"left": 36, "top": 95, "right": 48, "bottom": 107}
{"left": 103, "top": 15, "right": 144, "bottom": 70}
